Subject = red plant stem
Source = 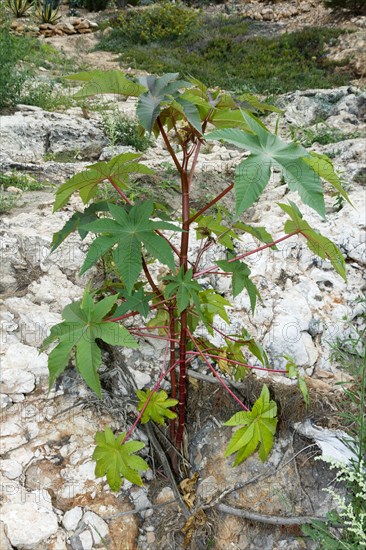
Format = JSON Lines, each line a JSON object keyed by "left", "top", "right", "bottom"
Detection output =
{"left": 187, "top": 183, "right": 234, "bottom": 225}
{"left": 129, "top": 331, "right": 179, "bottom": 342}
{"left": 108, "top": 178, "right": 133, "bottom": 204}
{"left": 168, "top": 305, "right": 177, "bottom": 441}
{"left": 187, "top": 330, "right": 249, "bottom": 411}
{"left": 157, "top": 118, "right": 183, "bottom": 174}
{"left": 121, "top": 359, "right": 181, "bottom": 445}
{"left": 132, "top": 326, "right": 169, "bottom": 331}
{"left": 176, "top": 166, "right": 191, "bottom": 449}
{"left": 107, "top": 299, "right": 169, "bottom": 323}
{"left": 193, "top": 230, "right": 301, "bottom": 278}
{"left": 187, "top": 351, "right": 287, "bottom": 374}
{"left": 142, "top": 257, "right": 163, "bottom": 300}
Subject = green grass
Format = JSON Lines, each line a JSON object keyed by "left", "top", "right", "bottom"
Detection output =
{"left": 293, "top": 123, "right": 364, "bottom": 147}
{"left": 0, "top": 170, "right": 46, "bottom": 213}
{"left": 102, "top": 111, "right": 153, "bottom": 151}
{"left": 0, "top": 26, "right": 85, "bottom": 110}
{"left": 97, "top": 11, "right": 353, "bottom": 94}
{"left": 0, "top": 171, "right": 45, "bottom": 192}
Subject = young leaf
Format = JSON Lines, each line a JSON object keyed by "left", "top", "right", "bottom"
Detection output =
{"left": 285, "top": 355, "right": 310, "bottom": 407}
{"left": 303, "top": 152, "right": 352, "bottom": 206}
{"left": 195, "top": 214, "right": 240, "bottom": 250}
{"left": 216, "top": 259, "right": 260, "bottom": 313}
{"left": 225, "top": 385, "right": 278, "bottom": 465}
{"left": 136, "top": 73, "right": 193, "bottom": 133}
{"left": 136, "top": 389, "right": 178, "bottom": 425}
{"left": 53, "top": 153, "right": 153, "bottom": 211}
{"left": 164, "top": 267, "right": 203, "bottom": 314}
{"left": 66, "top": 70, "right": 147, "bottom": 99}
{"left": 233, "top": 222, "right": 277, "bottom": 249}
{"left": 93, "top": 427, "right": 148, "bottom": 491}
{"left": 51, "top": 201, "right": 110, "bottom": 251}
{"left": 81, "top": 200, "right": 180, "bottom": 293}
{"left": 198, "top": 289, "right": 232, "bottom": 332}
{"left": 113, "top": 288, "right": 151, "bottom": 319}
{"left": 206, "top": 112, "right": 327, "bottom": 218}
{"left": 41, "top": 290, "right": 138, "bottom": 396}
{"left": 278, "top": 202, "right": 346, "bottom": 281}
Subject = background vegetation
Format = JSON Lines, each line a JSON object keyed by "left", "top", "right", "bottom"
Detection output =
{"left": 98, "top": 4, "right": 353, "bottom": 94}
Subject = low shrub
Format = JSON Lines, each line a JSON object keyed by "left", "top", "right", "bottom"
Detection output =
{"left": 323, "top": 0, "right": 366, "bottom": 14}
{"left": 97, "top": 18, "right": 352, "bottom": 94}
{"left": 102, "top": 111, "right": 152, "bottom": 151}
{"left": 115, "top": 2, "right": 199, "bottom": 44}
{"left": 84, "top": 0, "right": 109, "bottom": 11}
{"left": 0, "top": 29, "right": 29, "bottom": 110}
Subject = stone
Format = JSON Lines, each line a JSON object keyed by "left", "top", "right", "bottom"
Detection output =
{"left": 1, "top": 346, "right": 44, "bottom": 395}
{"left": 56, "top": 22, "right": 76, "bottom": 34}
{"left": 0, "top": 459, "right": 23, "bottom": 480}
{"left": 1, "top": 490, "right": 58, "bottom": 549}
{"left": 0, "top": 522, "right": 12, "bottom": 550}
{"left": 79, "top": 530, "right": 93, "bottom": 550}
{"left": 83, "top": 511, "right": 109, "bottom": 544}
{"left": 155, "top": 486, "right": 175, "bottom": 505}
{"left": 128, "top": 368, "right": 151, "bottom": 389}
{"left": 6, "top": 186, "right": 22, "bottom": 194}
{"left": 0, "top": 109, "right": 106, "bottom": 163}
{"left": 62, "top": 506, "right": 83, "bottom": 531}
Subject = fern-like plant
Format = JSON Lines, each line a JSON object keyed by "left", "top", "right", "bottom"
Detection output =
{"left": 42, "top": 70, "right": 350, "bottom": 498}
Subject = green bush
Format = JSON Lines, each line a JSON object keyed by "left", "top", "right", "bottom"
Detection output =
{"left": 97, "top": 19, "right": 352, "bottom": 94}
{"left": 102, "top": 111, "right": 152, "bottom": 151}
{"left": 323, "top": 0, "right": 366, "bottom": 14}
{"left": 115, "top": 2, "right": 199, "bottom": 44}
{"left": 0, "top": 29, "right": 29, "bottom": 110}
{"left": 84, "top": 0, "right": 109, "bottom": 11}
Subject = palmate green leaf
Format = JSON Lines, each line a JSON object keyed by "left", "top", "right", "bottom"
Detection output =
{"left": 136, "top": 73, "right": 193, "bottom": 133}
{"left": 113, "top": 288, "right": 151, "bottom": 319}
{"left": 216, "top": 259, "right": 260, "bottom": 313}
{"left": 206, "top": 112, "right": 327, "bottom": 218}
{"left": 238, "top": 93, "right": 282, "bottom": 114}
{"left": 198, "top": 290, "right": 232, "bottom": 332}
{"left": 41, "top": 290, "right": 138, "bottom": 396}
{"left": 303, "top": 152, "right": 352, "bottom": 206}
{"left": 93, "top": 427, "right": 148, "bottom": 491}
{"left": 164, "top": 267, "right": 203, "bottom": 314}
{"left": 285, "top": 355, "right": 310, "bottom": 407}
{"left": 81, "top": 200, "right": 180, "bottom": 293}
{"left": 51, "top": 201, "right": 110, "bottom": 252}
{"left": 66, "top": 70, "right": 147, "bottom": 99}
{"left": 53, "top": 153, "right": 154, "bottom": 211}
{"left": 233, "top": 222, "right": 277, "bottom": 249}
{"left": 224, "top": 385, "right": 278, "bottom": 466}
{"left": 195, "top": 214, "right": 240, "bottom": 250}
{"left": 136, "top": 389, "right": 178, "bottom": 425}
{"left": 278, "top": 202, "right": 346, "bottom": 281}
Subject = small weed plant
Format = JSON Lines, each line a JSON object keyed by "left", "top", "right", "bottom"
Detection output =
{"left": 102, "top": 110, "right": 152, "bottom": 151}
{"left": 303, "top": 301, "right": 366, "bottom": 548}
{"left": 43, "top": 71, "right": 350, "bottom": 498}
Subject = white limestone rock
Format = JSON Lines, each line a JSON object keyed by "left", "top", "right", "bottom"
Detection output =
{"left": 1, "top": 490, "right": 58, "bottom": 549}
{"left": 62, "top": 506, "right": 83, "bottom": 531}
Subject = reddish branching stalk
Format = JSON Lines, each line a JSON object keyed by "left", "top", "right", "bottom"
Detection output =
{"left": 121, "top": 360, "right": 180, "bottom": 445}
{"left": 193, "top": 230, "right": 302, "bottom": 278}
{"left": 176, "top": 167, "right": 191, "bottom": 449}
{"left": 187, "top": 330, "right": 249, "bottom": 412}
{"left": 168, "top": 305, "right": 177, "bottom": 441}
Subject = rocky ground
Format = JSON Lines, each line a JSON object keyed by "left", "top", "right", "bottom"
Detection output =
{"left": 1, "top": 2, "right": 366, "bottom": 549}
